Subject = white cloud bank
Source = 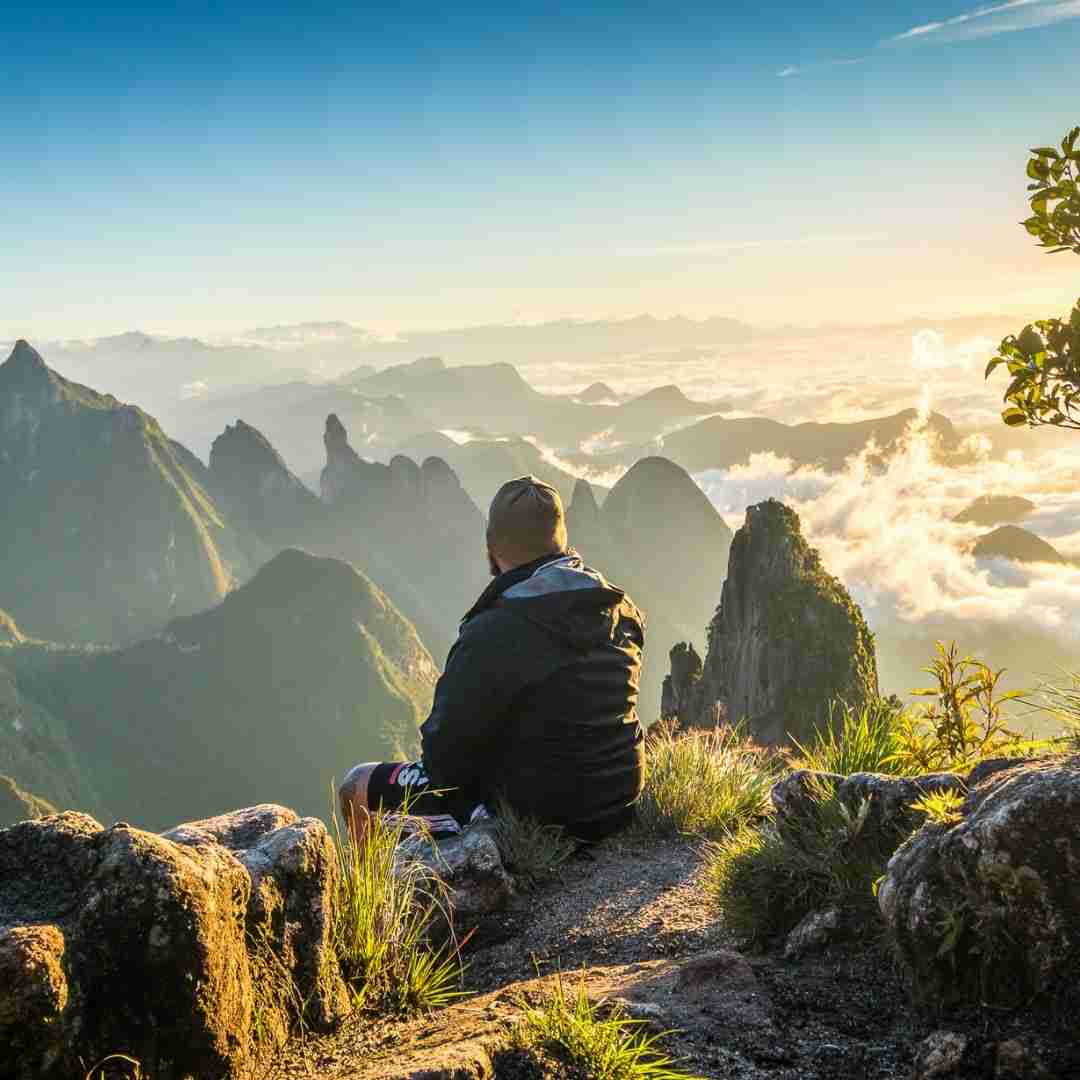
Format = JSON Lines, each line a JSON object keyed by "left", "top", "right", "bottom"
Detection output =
{"left": 695, "top": 411, "right": 1080, "bottom": 644}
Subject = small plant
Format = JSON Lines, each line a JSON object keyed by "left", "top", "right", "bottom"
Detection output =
{"left": 1027, "top": 671, "right": 1080, "bottom": 749}
{"left": 331, "top": 798, "right": 465, "bottom": 1013}
{"left": 506, "top": 972, "right": 703, "bottom": 1080}
{"left": 911, "top": 788, "right": 966, "bottom": 827}
{"left": 793, "top": 698, "right": 908, "bottom": 777}
{"left": 886, "top": 642, "right": 1025, "bottom": 773}
{"left": 704, "top": 779, "right": 894, "bottom": 945}
{"left": 635, "top": 720, "right": 777, "bottom": 840}
{"left": 493, "top": 796, "right": 578, "bottom": 890}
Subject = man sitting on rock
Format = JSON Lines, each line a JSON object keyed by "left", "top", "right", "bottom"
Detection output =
{"left": 339, "top": 475, "right": 645, "bottom": 843}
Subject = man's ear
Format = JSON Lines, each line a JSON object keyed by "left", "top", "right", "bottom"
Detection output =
{"left": 487, "top": 546, "right": 501, "bottom": 577}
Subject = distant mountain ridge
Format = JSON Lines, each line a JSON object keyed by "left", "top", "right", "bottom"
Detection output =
{"left": 651, "top": 407, "right": 960, "bottom": 474}
{"left": 6, "top": 549, "right": 437, "bottom": 828}
{"left": 0, "top": 341, "right": 250, "bottom": 643}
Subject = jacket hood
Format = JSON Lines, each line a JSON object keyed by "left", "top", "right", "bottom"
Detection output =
{"left": 467, "top": 553, "right": 641, "bottom": 651}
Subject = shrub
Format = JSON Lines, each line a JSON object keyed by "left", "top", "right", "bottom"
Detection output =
{"left": 704, "top": 778, "right": 893, "bottom": 946}
{"left": 331, "top": 805, "right": 464, "bottom": 1013}
{"left": 635, "top": 720, "right": 777, "bottom": 840}
{"left": 504, "top": 972, "right": 702, "bottom": 1080}
{"left": 493, "top": 796, "right": 578, "bottom": 890}
{"left": 885, "top": 642, "right": 1026, "bottom": 773}
{"left": 793, "top": 699, "right": 909, "bottom": 777}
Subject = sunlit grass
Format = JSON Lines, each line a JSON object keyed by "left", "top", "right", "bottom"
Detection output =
{"left": 331, "top": 797, "right": 466, "bottom": 1013}
{"left": 792, "top": 700, "right": 908, "bottom": 777}
{"left": 506, "top": 973, "right": 703, "bottom": 1080}
{"left": 634, "top": 720, "right": 777, "bottom": 841}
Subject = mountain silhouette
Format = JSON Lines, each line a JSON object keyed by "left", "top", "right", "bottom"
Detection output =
{"left": 0, "top": 341, "right": 249, "bottom": 643}
{"left": 8, "top": 549, "right": 437, "bottom": 828}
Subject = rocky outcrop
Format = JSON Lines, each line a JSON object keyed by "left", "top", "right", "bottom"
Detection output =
{"left": 398, "top": 818, "right": 515, "bottom": 917}
{"left": 667, "top": 500, "right": 877, "bottom": 745}
{"left": 878, "top": 754, "right": 1080, "bottom": 1008}
{"left": 661, "top": 642, "right": 704, "bottom": 720}
{"left": 319, "top": 413, "right": 486, "bottom": 661}
{"left": 771, "top": 768, "right": 973, "bottom": 842}
{"left": 208, "top": 419, "right": 322, "bottom": 546}
{"left": 0, "top": 341, "right": 249, "bottom": 643}
{"left": 0, "top": 805, "right": 347, "bottom": 1080}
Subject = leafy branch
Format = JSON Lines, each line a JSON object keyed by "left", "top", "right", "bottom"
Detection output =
{"left": 986, "top": 125, "right": 1080, "bottom": 431}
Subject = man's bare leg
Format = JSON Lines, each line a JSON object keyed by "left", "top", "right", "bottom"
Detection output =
{"left": 338, "top": 762, "right": 379, "bottom": 845}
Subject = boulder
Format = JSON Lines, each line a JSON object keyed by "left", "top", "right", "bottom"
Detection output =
{"left": 878, "top": 755, "right": 1080, "bottom": 1008}
{"left": 783, "top": 908, "right": 844, "bottom": 960}
{"left": 912, "top": 1031, "right": 969, "bottom": 1079}
{"left": 164, "top": 804, "right": 350, "bottom": 1032}
{"left": 0, "top": 804, "right": 348, "bottom": 1080}
{"left": 771, "top": 769, "right": 969, "bottom": 843}
{"left": 397, "top": 818, "right": 515, "bottom": 917}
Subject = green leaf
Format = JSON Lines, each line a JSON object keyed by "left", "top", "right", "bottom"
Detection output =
{"left": 1002, "top": 408, "right": 1028, "bottom": 427}
{"left": 984, "top": 357, "right": 1006, "bottom": 379}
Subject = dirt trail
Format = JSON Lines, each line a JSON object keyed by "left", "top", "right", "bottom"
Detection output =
{"left": 268, "top": 837, "right": 925, "bottom": 1079}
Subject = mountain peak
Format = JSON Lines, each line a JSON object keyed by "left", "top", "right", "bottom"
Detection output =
{"left": 211, "top": 419, "right": 288, "bottom": 471}
{"left": 569, "top": 478, "right": 600, "bottom": 517}
{"left": 324, "top": 413, "right": 352, "bottom": 456}
{"left": 578, "top": 382, "right": 619, "bottom": 403}
{"left": 2, "top": 340, "right": 49, "bottom": 377}
{"left": 669, "top": 498, "right": 877, "bottom": 746}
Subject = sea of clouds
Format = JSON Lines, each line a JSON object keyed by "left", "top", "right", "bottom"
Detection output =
{"left": 695, "top": 411, "right": 1080, "bottom": 650}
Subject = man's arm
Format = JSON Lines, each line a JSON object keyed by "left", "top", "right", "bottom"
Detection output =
{"left": 420, "top": 611, "right": 536, "bottom": 792}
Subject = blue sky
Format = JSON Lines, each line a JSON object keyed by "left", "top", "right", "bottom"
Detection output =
{"left": 3, "top": 1, "right": 1078, "bottom": 338}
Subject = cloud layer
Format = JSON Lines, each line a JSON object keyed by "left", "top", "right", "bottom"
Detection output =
{"left": 695, "top": 413, "right": 1080, "bottom": 650}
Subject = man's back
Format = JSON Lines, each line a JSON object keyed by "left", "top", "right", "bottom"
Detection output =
{"left": 420, "top": 553, "right": 645, "bottom": 839}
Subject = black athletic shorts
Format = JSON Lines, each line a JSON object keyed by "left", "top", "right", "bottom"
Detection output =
{"left": 361, "top": 759, "right": 486, "bottom": 835}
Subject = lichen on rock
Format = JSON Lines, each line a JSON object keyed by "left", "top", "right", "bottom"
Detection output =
{"left": 879, "top": 754, "right": 1080, "bottom": 1008}
{"left": 0, "top": 804, "right": 347, "bottom": 1080}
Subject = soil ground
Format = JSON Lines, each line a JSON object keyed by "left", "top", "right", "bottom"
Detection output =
{"left": 267, "top": 836, "right": 1078, "bottom": 1079}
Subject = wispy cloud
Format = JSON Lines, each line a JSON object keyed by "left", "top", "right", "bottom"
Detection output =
{"left": 779, "top": 0, "right": 1080, "bottom": 77}
{"left": 890, "top": 0, "right": 1054, "bottom": 42}
{"left": 776, "top": 57, "right": 865, "bottom": 78}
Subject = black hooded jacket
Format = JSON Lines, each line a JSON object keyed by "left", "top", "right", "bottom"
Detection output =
{"left": 420, "top": 553, "right": 646, "bottom": 839}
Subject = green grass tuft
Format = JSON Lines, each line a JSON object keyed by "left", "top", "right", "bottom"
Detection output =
{"left": 507, "top": 973, "right": 704, "bottom": 1080}
{"left": 493, "top": 796, "right": 579, "bottom": 890}
{"left": 704, "top": 779, "right": 893, "bottom": 946}
{"left": 792, "top": 699, "right": 909, "bottom": 777}
{"left": 1027, "top": 671, "right": 1080, "bottom": 750}
{"left": 331, "top": 800, "right": 465, "bottom": 1014}
{"left": 635, "top": 721, "right": 777, "bottom": 841}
